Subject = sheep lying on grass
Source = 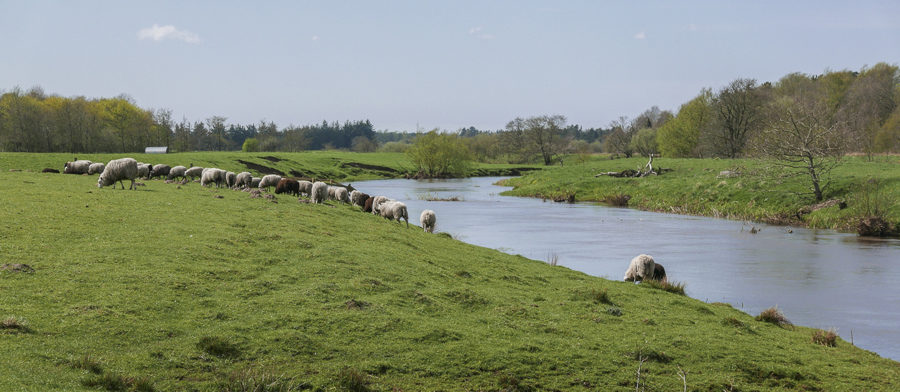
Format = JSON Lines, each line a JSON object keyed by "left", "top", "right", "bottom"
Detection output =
{"left": 624, "top": 254, "right": 667, "bottom": 282}
{"left": 168, "top": 166, "right": 187, "bottom": 181}
{"left": 88, "top": 162, "right": 105, "bottom": 175}
{"left": 64, "top": 160, "right": 92, "bottom": 174}
{"left": 97, "top": 158, "right": 138, "bottom": 190}
{"left": 259, "top": 175, "right": 282, "bottom": 191}
{"left": 185, "top": 166, "right": 204, "bottom": 181}
{"left": 311, "top": 181, "right": 328, "bottom": 204}
{"left": 380, "top": 201, "right": 409, "bottom": 227}
{"left": 420, "top": 210, "right": 436, "bottom": 233}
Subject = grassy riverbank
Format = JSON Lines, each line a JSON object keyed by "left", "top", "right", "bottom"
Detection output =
{"left": 499, "top": 155, "right": 900, "bottom": 232}
{"left": 1, "top": 159, "right": 899, "bottom": 390}
{"left": 0, "top": 151, "right": 540, "bottom": 182}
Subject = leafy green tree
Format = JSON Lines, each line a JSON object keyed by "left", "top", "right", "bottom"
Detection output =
{"left": 405, "top": 129, "right": 472, "bottom": 177}
{"left": 629, "top": 127, "right": 658, "bottom": 157}
{"left": 242, "top": 137, "right": 259, "bottom": 152}
{"left": 657, "top": 89, "right": 713, "bottom": 158}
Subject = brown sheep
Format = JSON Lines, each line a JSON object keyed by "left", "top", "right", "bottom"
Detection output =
{"left": 275, "top": 179, "right": 300, "bottom": 196}
{"left": 363, "top": 196, "right": 374, "bottom": 213}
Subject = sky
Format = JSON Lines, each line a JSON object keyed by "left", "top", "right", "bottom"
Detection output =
{"left": 2, "top": 1, "right": 898, "bottom": 132}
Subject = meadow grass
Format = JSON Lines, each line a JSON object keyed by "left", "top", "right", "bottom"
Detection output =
{"left": 500, "top": 155, "right": 900, "bottom": 231}
{"left": 1, "top": 155, "right": 899, "bottom": 390}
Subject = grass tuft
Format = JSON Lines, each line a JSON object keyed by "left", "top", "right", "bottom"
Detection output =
{"left": 336, "top": 368, "right": 371, "bottom": 392}
{"left": 590, "top": 288, "right": 612, "bottom": 304}
{"left": 1, "top": 316, "right": 30, "bottom": 334}
{"left": 219, "top": 367, "right": 311, "bottom": 392}
{"left": 640, "top": 279, "right": 687, "bottom": 296}
{"left": 812, "top": 328, "right": 839, "bottom": 347}
{"left": 197, "top": 336, "right": 241, "bottom": 358}
{"left": 755, "top": 306, "right": 794, "bottom": 328}
{"left": 81, "top": 373, "right": 155, "bottom": 392}
{"left": 69, "top": 354, "right": 103, "bottom": 374}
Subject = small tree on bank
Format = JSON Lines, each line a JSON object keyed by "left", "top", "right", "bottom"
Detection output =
{"left": 405, "top": 129, "right": 472, "bottom": 177}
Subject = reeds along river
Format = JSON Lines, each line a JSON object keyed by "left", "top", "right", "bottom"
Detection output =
{"left": 352, "top": 176, "right": 900, "bottom": 362}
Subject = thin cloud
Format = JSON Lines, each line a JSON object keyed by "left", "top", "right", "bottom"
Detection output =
{"left": 469, "top": 26, "right": 495, "bottom": 40}
{"left": 138, "top": 24, "right": 201, "bottom": 44}
{"left": 634, "top": 31, "right": 646, "bottom": 40}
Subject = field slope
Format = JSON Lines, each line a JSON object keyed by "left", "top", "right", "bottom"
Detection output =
{"left": 1, "top": 162, "right": 898, "bottom": 391}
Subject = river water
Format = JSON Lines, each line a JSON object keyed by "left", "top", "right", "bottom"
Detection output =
{"left": 352, "top": 176, "right": 900, "bottom": 361}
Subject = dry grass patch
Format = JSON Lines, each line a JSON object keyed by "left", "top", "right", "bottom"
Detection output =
{"left": 755, "top": 306, "right": 794, "bottom": 328}
{"left": 812, "top": 328, "right": 839, "bottom": 347}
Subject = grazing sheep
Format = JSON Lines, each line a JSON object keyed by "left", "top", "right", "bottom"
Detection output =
{"left": 350, "top": 190, "right": 361, "bottom": 205}
{"left": 235, "top": 172, "right": 253, "bottom": 188}
{"left": 97, "top": 158, "right": 138, "bottom": 190}
{"left": 371, "top": 196, "right": 393, "bottom": 215}
{"left": 167, "top": 165, "right": 187, "bottom": 181}
{"left": 420, "top": 210, "right": 436, "bottom": 233}
{"left": 363, "top": 196, "right": 374, "bottom": 212}
{"left": 297, "top": 180, "right": 313, "bottom": 197}
{"left": 327, "top": 186, "right": 337, "bottom": 200}
{"left": 226, "top": 171, "right": 237, "bottom": 188}
{"left": 353, "top": 192, "right": 370, "bottom": 208}
{"left": 624, "top": 254, "right": 657, "bottom": 282}
{"left": 258, "top": 174, "right": 282, "bottom": 191}
{"left": 250, "top": 177, "right": 262, "bottom": 188}
{"left": 333, "top": 187, "right": 350, "bottom": 204}
{"left": 149, "top": 164, "right": 171, "bottom": 180}
{"left": 311, "top": 181, "right": 329, "bottom": 204}
{"left": 275, "top": 179, "right": 301, "bottom": 196}
{"left": 87, "top": 162, "right": 105, "bottom": 175}
{"left": 63, "top": 160, "right": 92, "bottom": 174}
{"left": 184, "top": 166, "right": 204, "bottom": 181}
{"left": 201, "top": 168, "right": 227, "bottom": 188}
{"left": 380, "top": 201, "right": 409, "bottom": 228}
{"left": 653, "top": 263, "right": 667, "bottom": 282}
{"left": 136, "top": 163, "right": 152, "bottom": 179}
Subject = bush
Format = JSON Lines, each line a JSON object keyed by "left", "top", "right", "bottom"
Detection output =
{"left": 755, "top": 306, "right": 793, "bottom": 328}
{"left": 812, "top": 328, "right": 838, "bottom": 347}
{"left": 405, "top": 130, "right": 472, "bottom": 178}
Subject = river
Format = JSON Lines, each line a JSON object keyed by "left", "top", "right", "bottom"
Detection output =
{"left": 352, "top": 176, "right": 900, "bottom": 361}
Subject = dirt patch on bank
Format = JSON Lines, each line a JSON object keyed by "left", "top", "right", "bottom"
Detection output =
{"left": 340, "top": 162, "right": 399, "bottom": 173}
{"left": 236, "top": 160, "right": 285, "bottom": 176}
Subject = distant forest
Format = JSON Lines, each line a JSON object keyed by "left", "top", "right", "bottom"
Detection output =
{"left": 2, "top": 62, "right": 898, "bottom": 165}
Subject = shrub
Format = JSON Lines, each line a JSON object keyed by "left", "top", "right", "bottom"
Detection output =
{"left": 755, "top": 306, "right": 793, "bottom": 328}
{"left": 812, "top": 328, "right": 838, "bottom": 347}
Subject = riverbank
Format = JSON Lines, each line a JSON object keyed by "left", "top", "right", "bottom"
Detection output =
{"left": 498, "top": 155, "right": 900, "bottom": 232}
{"left": 0, "top": 151, "right": 542, "bottom": 182}
{"left": 1, "top": 167, "right": 898, "bottom": 390}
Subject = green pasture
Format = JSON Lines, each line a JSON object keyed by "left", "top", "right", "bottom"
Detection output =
{"left": 501, "top": 155, "right": 900, "bottom": 231}
{"left": 0, "top": 157, "right": 898, "bottom": 391}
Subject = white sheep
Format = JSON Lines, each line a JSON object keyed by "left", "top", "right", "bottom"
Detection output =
{"left": 327, "top": 186, "right": 337, "bottom": 200}
{"left": 258, "top": 174, "right": 282, "bottom": 191}
{"left": 167, "top": 165, "right": 187, "bottom": 181}
{"left": 624, "top": 254, "right": 656, "bottom": 282}
{"left": 250, "top": 177, "right": 262, "bottom": 188}
{"left": 420, "top": 210, "right": 436, "bottom": 233}
{"left": 136, "top": 163, "right": 151, "bottom": 179}
{"left": 333, "top": 187, "right": 350, "bottom": 204}
{"left": 350, "top": 190, "right": 362, "bottom": 205}
{"left": 64, "top": 160, "right": 92, "bottom": 174}
{"left": 226, "top": 171, "right": 237, "bottom": 188}
{"left": 311, "top": 181, "right": 329, "bottom": 204}
{"left": 201, "top": 168, "right": 227, "bottom": 188}
{"left": 97, "top": 158, "right": 138, "bottom": 190}
{"left": 371, "top": 196, "right": 393, "bottom": 215}
{"left": 149, "top": 164, "right": 171, "bottom": 180}
{"left": 185, "top": 166, "right": 204, "bottom": 181}
{"left": 88, "top": 162, "right": 105, "bottom": 175}
{"left": 297, "top": 180, "right": 313, "bottom": 197}
{"left": 234, "top": 172, "right": 252, "bottom": 188}
{"left": 380, "top": 201, "right": 409, "bottom": 228}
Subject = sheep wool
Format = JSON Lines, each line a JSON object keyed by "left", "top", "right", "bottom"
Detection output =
{"left": 297, "top": 180, "right": 313, "bottom": 197}
{"left": 258, "top": 175, "right": 282, "bottom": 191}
{"left": 420, "top": 210, "right": 436, "bottom": 233}
{"left": 311, "top": 181, "right": 329, "bottom": 204}
{"left": 149, "top": 164, "right": 171, "bottom": 180}
{"left": 64, "top": 160, "right": 92, "bottom": 174}
{"left": 334, "top": 187, "right": 350, "bottom": 204}
{"left": 185, "top": 166, "right": 204, "bottom": 181}
{"left": 250, "top": 177, "right": 262, "bottom": 188}
{"left": 275, "top": 179, "right": 300, "bottom": 196}
{"left": 88, "top": 162, "right": 105, "bottom": 175}
{"left": 371, "top": 195, "right": 392, "bottom": 215}
{"left": 624, "top": 254, "right": 656, "bottom": 282}
{"left": 136, "top": 163, "right": 152, "bottom": 179}
{"left": 354, "top": 192, "right": 370, "bottom": 208}
{"left": 97, "top": 158, "right": 138, "bottom": 190}
{"left": 235, "top": 172, "right": 252, "bottom": 188}
{"left": 201, "top": 168, "right": 227, "bottom": 188}
{"left": 380, "top": 201, "right": 409, "bottom": 228}
{"left": 226, "top": 172, "right": 237, "bottom": 188}
{"left": 168, "top": 166, "right": 187, "bottom": 181}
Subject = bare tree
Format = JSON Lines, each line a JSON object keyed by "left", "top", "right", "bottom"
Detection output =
{"left": 754, "top": 83, "right": 847, "bottom": 201}
{"left": 604, "top": 116, "right": 634, "bottom": 157}
{"left": 525, "top": 114, "right": 568, "bottom": 165}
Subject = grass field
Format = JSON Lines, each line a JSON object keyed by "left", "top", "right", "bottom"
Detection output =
{"left": 1, "top": 152, "right": 898, "bottom": 391}
{"left": 500, "top": 155, "right": 900, "bottom": 232}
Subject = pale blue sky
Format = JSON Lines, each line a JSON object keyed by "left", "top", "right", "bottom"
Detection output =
{"left": 2, "top": 1, "right": 898, "bottom": 131}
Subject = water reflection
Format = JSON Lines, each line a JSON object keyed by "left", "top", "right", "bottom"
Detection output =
{"left": 353, "top": 177, "right": 900, "bottom": 361}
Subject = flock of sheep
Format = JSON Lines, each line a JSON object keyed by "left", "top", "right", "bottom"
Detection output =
{"left": 65, "top": 158, "right": 438, "bottom": 232}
